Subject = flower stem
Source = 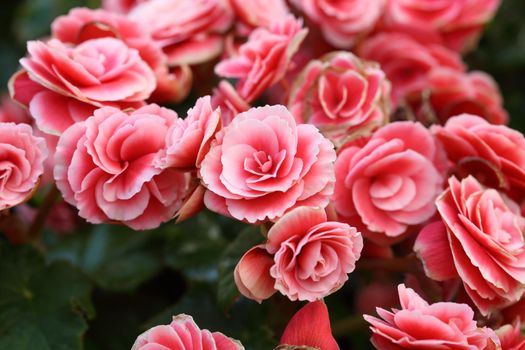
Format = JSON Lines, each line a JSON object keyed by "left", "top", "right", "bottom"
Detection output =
{"left": 26, "top": 185, "right": 59, "bottom": 249}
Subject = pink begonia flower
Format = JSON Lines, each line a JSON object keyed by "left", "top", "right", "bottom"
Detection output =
{"left": 129, "top": 0, "right": 233, "bottom": 66}
{"left": 290, "top": 0, "right": 385, "bottom": 48}
{"left": 358, "top": 32, "right": 465, "bottom": 107}
{"left": 415, "top": 176, "right": 525, "bottom": 315}
{"left": 384, "top": 0, "right": 501, "bottom": 53}
{"left": 52, "top": 7, "right": 163, "bottom": 68}
{"left": 10, "top": 37, "right": 156, "bottom": 135}
{"left": 199, "top": 105, "right": 336, "bottom": 223}
{"left": 0, "top": 122, "right": 47, "bottom": 211}
{"left": 279, "top": 301, "right": 339, "bottom": 350}
{"left": 364, "top": 284, "right": 501, "bottom": 350}
{"left": 433, "top": 114, "right": 525, "bottom": 200}
{"left": 52, "top": 7, "right": 192, "bottom": 105}
{"left": 156, "top": 96, "right": 221, "bottom": 171}
{"left": 132, "top": 314, "right": 244, "bottom": 350}
{"left": 229, "top": 0, "right": 289, "bottom": 35}
{"left": 496, "top": 322, "right": 525, "bottom": 350}
{"left": 408, "top": 68, "right": 508, "bottom": 125}
{"left": 102, "top": 0, "right": 146, "bottom": 13}
{"left": 211, "top": 80, "right": 250, "bottom": 126}
{"left": 334, "top": 121, "right": 447, "bottom": 242}
{"left": 289, "top": 51, "right": 391, "bottom": 146}
{"left": 54, "top": 105, "right": 190, "bottom": 230}
{"left": 215, "top": 15, "right": 308, "bottom": 103}
{"left": 234, "top": 206, "right": 362, "bottom": 302}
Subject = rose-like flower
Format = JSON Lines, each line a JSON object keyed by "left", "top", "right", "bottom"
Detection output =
{"left": 102, "top": 0, "right": 145, "bottom": 13}
{"left": 215, "top": 15, "right": 308, "bottom": 103}
{"left": 52, "top": 7, "right": 192, "bottom": 105}
{"left": 408, "top": 68, "right": 508, "bottom": 125}
{"left": 54, "top": 105, "right": 190, "bottom": 230}
{"left": 10, "top": 38, "right": 156, "bottom": 135}
{"left": 156, "top": 96, "right": 221, "bottom": 170}
{"left": 290, "top": 0, "right": 385, "bottom": 48}
{"left": 364, "top": 284, "right": 501, "bottom": 350}
{"left": 129, "top": 0, "right": 233, "bottom": 65}
{"left": 414, "top": 176, "right": 525, "bottom": 315}
{"left": 200, "top": 105, "right": 336, "bottom": 223}
{"left": 496, "top": 322, "right": 525, "bottom": 350}
{"left": 132, "top": 314, "right": 244, "bottom": 350}
{"left": 384, "top": 0, "right": 501, "bottom": 53}
{"left": 278, "top": 301, "right": 339, "bottom": 350}
{"left": 433, "top": 114, "right": 525, "bottom": 200}
{"left": 269, "top": 207, "right": 362, "bottom": 301}
{"left": 52, "top": 7, "right": 162, "bottom": 68}
{"left": 234, "top": 206, "right": 362, "bottom": 302}
{"left": 358, "top": 32, "right": 464, "bottom": 106}
{"left": 229, "top": 0, "right": 289, "bottom": 35}
{"left": 288, "top": 51, "right": 390, "bottom": 146}
{"left": 334, "top": 121, "right": 447, "bottom": 242}
{"left": 0, "top": 122, "right": 47, "bottom": 210}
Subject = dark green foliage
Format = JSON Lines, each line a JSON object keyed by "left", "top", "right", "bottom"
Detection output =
{"left": 0, "top": 242, "right": 93, "bottom": 350}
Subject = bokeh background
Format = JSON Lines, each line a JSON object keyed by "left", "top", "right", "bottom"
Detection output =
{"left": 0, "top": 1, "right": 524, "bottom": 349}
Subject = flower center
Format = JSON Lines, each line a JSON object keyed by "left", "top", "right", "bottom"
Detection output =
{"left": 244, "top": 149, "right": 286, "bottom": 182}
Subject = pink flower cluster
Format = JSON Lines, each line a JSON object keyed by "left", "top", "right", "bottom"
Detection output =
{"left": 4, "top": 0, "right": 525, "bottom": 349}
{"left": 290, "top": 0, "right": 499, "bottom": 53}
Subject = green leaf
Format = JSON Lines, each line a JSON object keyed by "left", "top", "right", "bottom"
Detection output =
{"left": 217, "top": 226, "right": 265, "bottom": 309}
{"left": 46, "top": 224, "right": 164, "bottom": 292}
{"left": 144, "top": 282, "right": 277, "bottom": 350}
{"left": 13, "top": 0, "right": 101, "bottom": 43}
{"left": 163, "top": 213, "right": 228, "bottom": 282}
{"left": 0, "top": 242, "right": 93, "bottom": 350}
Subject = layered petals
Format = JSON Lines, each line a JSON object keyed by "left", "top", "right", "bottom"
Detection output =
{"left": 433, "top": 114, "right": 524, "bottom": 199}
{"left": 54, "top": 105, "right": 190, "bottom": 230}
{"left": 0, "top": 123, "right": 47, "bottom": 210}
{"left": 215, "top": 15, "right": 308, "bottom": 103}
{"left": 291, "top": 0, "right": 385, "bottom": 48}
{"left": 407, "top": 68, "right": 508, "bottom": 125}
{"left": 384, "top": 0, "right": 501, "bottom": 53}
{"left": 129, "top": 0, "right": 234, "bottom": 65}
{"left": 132, "top": 314, "right": 244, "bottom": 350}
{"left": 289, "top": 51, "right": 391, "bottom": 146}
{"left": 358, "top": 32, "right": 464, "bottom": 107}
{"left": 234, "top": 206, "right": 363, "bottom": 302}
{"left": 157, "top": 96, "right": 221, "bottom": 170}
{"left": 334, "top": 121, "right": 447, "bottom": 242}
{"left": 364, "top": 284, "right": 501, "bottom": 350}
{"left": 416, "top": 175, "right": 525, "bottom": 315}
{"left": 200, "top": 105, "right": 336, "bottom": 223}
